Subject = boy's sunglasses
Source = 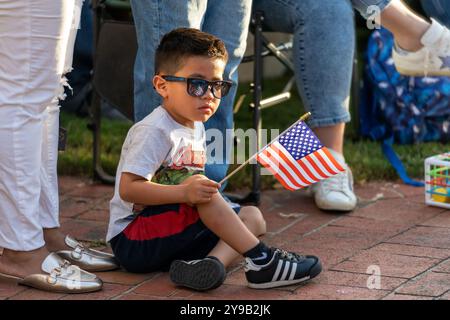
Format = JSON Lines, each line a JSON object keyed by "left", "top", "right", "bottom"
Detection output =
{"left": 161, "top": 75, "right": 233, "bottom": 99}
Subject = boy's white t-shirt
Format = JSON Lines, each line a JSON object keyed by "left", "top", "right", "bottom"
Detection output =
{"left": 106, "top": 106, "right": 206, "bottom": 242}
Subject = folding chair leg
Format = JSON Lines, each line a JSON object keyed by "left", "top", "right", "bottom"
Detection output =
{"left": 89, "top": 91, "right": 115, "bottom": 184}
{"left": 223, "top": 11, "right": 265, "bottom": 206}
{"left": 249, "top": 10, "right": 265, "bottom": 206}
{"left": 89, "top": 0, "right": 115, "bottom": 185}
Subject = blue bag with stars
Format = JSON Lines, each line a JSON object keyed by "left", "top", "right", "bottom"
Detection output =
{"left": 359, "top": 27, "right": 450, "bottom": 186}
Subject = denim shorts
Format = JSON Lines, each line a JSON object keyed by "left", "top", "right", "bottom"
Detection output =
{"left": 351, "top": 0, "right": 392, "bottom": 19}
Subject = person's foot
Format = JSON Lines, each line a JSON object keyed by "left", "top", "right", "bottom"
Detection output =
{"left": 308, "top": 149, "right": 357, "bottom": 212}
{"left": 169, "top": 256, "right": 226, "bottom": 291}
{"left": 56, "top": 235, "right": 120, "bottom": 272}
{"left": 244, "top": 248, "right": 322, "bottom": 289}
{"left": 0, "top": 247, "right": 103, "bottom": 293}
{"left": 0, "top": 246, "right": 50, "bottom": 279}
{"left": 44, "top": 229, "right": 119, "bottom": 272}
{"left": 393, "top": 18, "right": 450, "bottom": 76}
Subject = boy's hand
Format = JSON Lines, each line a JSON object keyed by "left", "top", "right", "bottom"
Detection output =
{"left": 181, "top": 174, "right": 221, "bottom": 205}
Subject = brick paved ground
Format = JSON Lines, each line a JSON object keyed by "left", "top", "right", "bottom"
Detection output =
{"left": 1, "top": 176, "right": 449, "bottom": 300}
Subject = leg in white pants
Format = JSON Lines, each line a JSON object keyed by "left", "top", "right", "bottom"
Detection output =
{"left": 0, "top": 0, "right": 82, "bottom": 251}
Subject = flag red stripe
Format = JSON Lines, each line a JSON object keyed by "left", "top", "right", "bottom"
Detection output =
{"left": 257, "top": 154, "right": 296, "bottom": 190}
{"left": 304, "top": 152, "right": 330, "bottom": 179}
{"left": 266, "top": 148, "right": 304, "bottom": 189}
{"left": 315, "top": 150, "right": 339, "bottom": 175}
{"left": 296, "top": 156, "right": 321, "bottom": 182}
{"left": 263, "top": 148, "right": 305, "bottom": 189}
{"left": 270, "top": 143, "right": 312, "bottom": 186}
{"left": 322, "top": 147, "right": 345, "bottom": 171}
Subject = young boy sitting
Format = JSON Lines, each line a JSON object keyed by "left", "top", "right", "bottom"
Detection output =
{"left": 106, "top": 28, "right": 322, "bottom": 291}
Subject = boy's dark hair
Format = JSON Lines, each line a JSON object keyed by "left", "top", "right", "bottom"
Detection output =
{"left": 155, "top": 27, "right": 228, "bottom": 75}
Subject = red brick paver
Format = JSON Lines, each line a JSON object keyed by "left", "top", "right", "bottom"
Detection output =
{"left": 0, "top": 177, "right": 449, "bottom": 300}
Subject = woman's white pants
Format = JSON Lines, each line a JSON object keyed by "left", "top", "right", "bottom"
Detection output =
{"left": 0, "top": 0, "right": 82, "bottom": 251}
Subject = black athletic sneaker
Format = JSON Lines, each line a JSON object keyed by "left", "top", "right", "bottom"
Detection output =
{"left": 244, "top": 248, "right": 322, "bottom": 289}
{"left": 169, "top": 256, "right": 226, "bottom": 291}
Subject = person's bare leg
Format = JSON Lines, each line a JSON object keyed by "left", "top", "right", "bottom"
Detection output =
{"left": 313, "top": 123, "right": 345, "bottom": 155}
{"left": 43, "top": 228, "right": 72, "bottom": 252}
{"left": 206, "top": 206, "right": 267, "bottom": 267}
{"left": 380, "top": 0, "right": 430, "bottom": 51}
{"left": 196, "top": 195, "right": 263, "bottom": 259}
{"left": 0, "top": 227, "right": 72, "bottom": 280}
{"left": 0, "top": 246, "right": 51, "bottom": 279}
{"left": 174, "top": 196, "right": 322, "bottom": 290}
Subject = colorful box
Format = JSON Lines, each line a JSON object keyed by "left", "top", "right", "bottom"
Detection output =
{"left": 425, "top": 152, "right": 450, "bottom": 209}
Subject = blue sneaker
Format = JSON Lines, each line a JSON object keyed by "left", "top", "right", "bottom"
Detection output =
{"left": 244, "top": 248, "right": 322, "bottom": 289}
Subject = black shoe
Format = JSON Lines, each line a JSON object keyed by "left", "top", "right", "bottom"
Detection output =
{"left": 169, "top": 256, "right": 226, "bottom": 291}
{"left": 244, "top": 248, "right": 322, "bottom": 289}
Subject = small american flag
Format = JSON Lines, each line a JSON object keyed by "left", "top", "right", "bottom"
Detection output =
{"left": 256, "top": 121, "right": 345, "bottom": 190}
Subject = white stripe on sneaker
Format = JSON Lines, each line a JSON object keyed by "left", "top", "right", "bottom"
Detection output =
{"left": 289, "top": 262, "right": 297, "bottom": 280}
{"left": 272, "top": 260, "right": 283, "bottom": 282}
{"left": 280, "top": 261, "right": 290, "bottom": 281}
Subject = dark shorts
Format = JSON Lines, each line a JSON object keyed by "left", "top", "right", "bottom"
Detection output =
{"left": 110, "top": 203, "right": 240, "bottom": 273}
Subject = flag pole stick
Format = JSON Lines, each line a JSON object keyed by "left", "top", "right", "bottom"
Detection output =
{"left": 218, "top": 112, "right": 311, "bottom": 185}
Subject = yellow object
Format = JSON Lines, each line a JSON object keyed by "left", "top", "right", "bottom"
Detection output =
{"left": 431, "top": 187, "right": 450, "bottom": 203}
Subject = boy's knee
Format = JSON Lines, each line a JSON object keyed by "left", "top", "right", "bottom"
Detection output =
{"left": 240, "top": 206, "right": 266, "bottom": 235}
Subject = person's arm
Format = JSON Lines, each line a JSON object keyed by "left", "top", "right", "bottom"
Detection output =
{"left": 119, "top": 172, "right": 221, "bottom": 206}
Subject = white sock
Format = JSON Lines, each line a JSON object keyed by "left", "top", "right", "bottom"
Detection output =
{"left": 393, "top": 19, "right": 445, "bottom": 56}
{"left": 421, "top": 18, "right": 445, "bottom": 47}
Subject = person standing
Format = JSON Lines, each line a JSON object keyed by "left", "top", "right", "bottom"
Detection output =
{"left": 251, "top": 0, "right": 450, "bottom": 211}
{"left": 0, "top": 0, "right": 117, "bottom": 293}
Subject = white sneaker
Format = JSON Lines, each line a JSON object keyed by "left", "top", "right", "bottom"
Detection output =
{"left": 392, "top": 18, "right": 450, "bottom": 77}
{"left": 308, "top": 149, "right": 357, "bottom": 212}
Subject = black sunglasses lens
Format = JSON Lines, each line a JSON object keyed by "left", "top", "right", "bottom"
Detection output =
{"left": 187, "top": 79, "right": 208, "bottom": 97}
{"left": 219, "top": 82, "right": 231, "bottom": 97}
{"left": 210, "top": 82, "right": 223, "bottom": 98}
{"left": 209, "top": 81, "right": 231, "bottom": 98}
{"left": 186, "top": 79, "right": 232, "bottom": 98}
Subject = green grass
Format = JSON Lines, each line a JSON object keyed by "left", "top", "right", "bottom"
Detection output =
{"left": 59, "top": 74, "right": 446, "bottom": 191}
{"left": 58, "top": 112, "right": 131, "bottom": 176}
